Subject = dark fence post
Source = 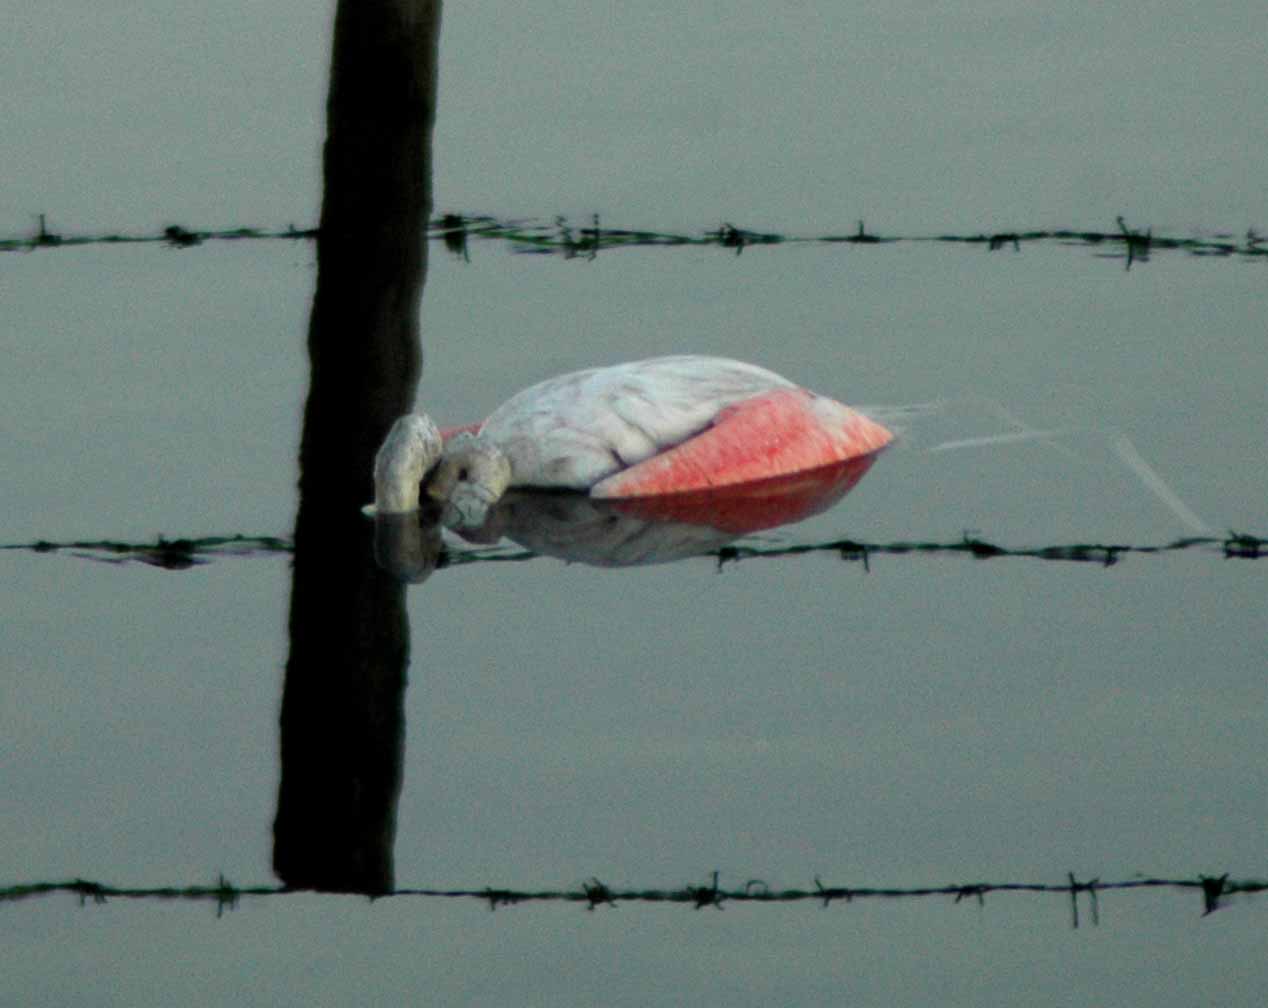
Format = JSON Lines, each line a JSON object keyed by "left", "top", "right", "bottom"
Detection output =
{"left": 274, "top": 0, "right": 443, "bottom": 895}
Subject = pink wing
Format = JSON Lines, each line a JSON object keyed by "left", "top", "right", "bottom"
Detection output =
{"left": 591, "top": 387, "right": 893, "bottom": 498}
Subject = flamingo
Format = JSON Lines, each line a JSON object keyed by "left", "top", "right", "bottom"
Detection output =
{"left": 370, "top": 355, "right": 893, "bottom": 526}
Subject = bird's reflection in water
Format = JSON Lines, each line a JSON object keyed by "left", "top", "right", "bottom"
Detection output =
{"left": 374, "top": 450, "right": 883, "bottom": 577}
{"left": 372, "top": 506, "right": 446, "bottom": 582}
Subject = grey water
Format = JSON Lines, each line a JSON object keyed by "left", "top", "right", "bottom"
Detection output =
{"left": 4, "top": 1, "right": 1267, "bottom": 1006}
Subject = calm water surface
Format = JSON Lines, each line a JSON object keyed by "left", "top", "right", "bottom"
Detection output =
{"left": 3, "top": 238, "right": 1265, "bottom": 1006}
{"left": 4, "top": 0, "right": 1267, "bottom": 1003}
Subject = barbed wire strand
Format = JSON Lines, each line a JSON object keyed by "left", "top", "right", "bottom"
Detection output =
{"left": 2, "top": 872, "right": 1263, "bottom": 925}
{"left": 2, "top": 531, "right": 1262, "bottom": 571}
{"left": 4, "top": 214, "right": 1265, "bottom": 266}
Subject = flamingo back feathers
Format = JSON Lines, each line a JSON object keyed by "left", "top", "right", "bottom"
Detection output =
{"left": 478, "top": 356, "right": 800, "bottom": 490}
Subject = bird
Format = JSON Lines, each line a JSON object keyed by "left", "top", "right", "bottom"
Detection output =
{"left": 370, "top": 354, "right": 893, "bottom": 526}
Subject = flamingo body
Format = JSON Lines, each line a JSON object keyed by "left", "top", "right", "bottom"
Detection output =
{"left": 371, "top": 355, "right": 892, "bottom": 522}
{"left": 470, "top": 355, "right": 892, "bottom": 495}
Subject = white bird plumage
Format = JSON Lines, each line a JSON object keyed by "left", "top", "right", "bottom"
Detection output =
{"left": 473, "top": 356, "right": 797, "bottom": 488}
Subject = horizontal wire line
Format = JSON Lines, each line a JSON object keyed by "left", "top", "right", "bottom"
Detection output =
{"left": 2, "top": 531, "right": 1263, "bottom": 569}
{"left": 3, "top": 215, "right": 1265, "bottom": 265}
{"left": 3, "top": 873, "right": 1261, "bottom": 923}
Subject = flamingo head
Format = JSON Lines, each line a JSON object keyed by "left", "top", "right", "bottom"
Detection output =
{"left": 370, "top": 413, "right": 444, "bottom": 515}
{"left": 425, "top": 432, "right": 513, "bottom": 528}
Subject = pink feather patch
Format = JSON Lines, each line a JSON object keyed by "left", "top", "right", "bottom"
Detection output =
{"left": 591, "top": 387, "right": 893, "bottom": 498}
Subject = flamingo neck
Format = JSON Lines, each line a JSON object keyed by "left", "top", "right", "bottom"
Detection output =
{"left": 372, "top": 413, "right": 443, "bottom": 514}
{"left": 374, "top": 471, "right": 421, "bottom": 514}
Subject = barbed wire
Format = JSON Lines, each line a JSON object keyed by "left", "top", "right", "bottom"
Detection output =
{"left": 0, "top": 534, "right": 292, "bottom": 569}
{"left": 2, "top": 531, "right": 1262, "bottom": 571}
{"left": 2, "top": 871, "right": 1262, "bottom": 925}
{"left": 3, "top": 213, "right": 1264, "bottom": 267}
{"left": 710, "top": 531, "right": 1266, "bottom": 570}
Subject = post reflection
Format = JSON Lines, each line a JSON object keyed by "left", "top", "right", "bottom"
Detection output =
{"left": 273, "top": 0, "right": 443, "bottom": 894}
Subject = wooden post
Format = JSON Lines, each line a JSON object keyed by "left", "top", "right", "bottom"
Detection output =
{"left": 274, "top": 0, "right": 443, "bottom": 895}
